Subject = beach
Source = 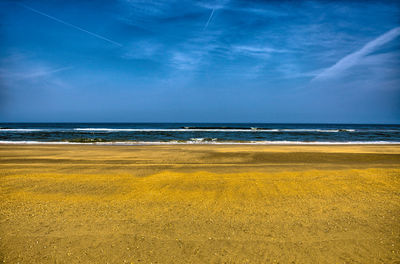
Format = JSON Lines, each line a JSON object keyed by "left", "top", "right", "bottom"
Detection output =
{"left": 0, "top": 144, "right": 399, "bottom": 263}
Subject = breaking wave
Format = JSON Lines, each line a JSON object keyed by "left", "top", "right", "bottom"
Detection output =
{"left": 1, "top": 140, "right": 399, "bottom": 145}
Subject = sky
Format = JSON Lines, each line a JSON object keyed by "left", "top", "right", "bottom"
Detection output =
{"left": 0, "top": 0, "right": 399, "bottom": 123}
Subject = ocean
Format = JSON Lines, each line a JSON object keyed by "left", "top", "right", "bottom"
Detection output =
{"left": 0, "top": 123, "right": 399, "bottom": 144}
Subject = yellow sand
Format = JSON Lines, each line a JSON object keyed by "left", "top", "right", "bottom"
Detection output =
{"left": 0, "top": 144, "right": 399, "bottom": 263}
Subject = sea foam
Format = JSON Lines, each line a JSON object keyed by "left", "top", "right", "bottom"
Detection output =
{"left": 1, "top": 140, "right": 399, "bottom": 145}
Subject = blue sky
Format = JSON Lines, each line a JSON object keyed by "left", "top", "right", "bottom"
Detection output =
{"left": 0, "top": 0, "right": 399, "bottom": 123}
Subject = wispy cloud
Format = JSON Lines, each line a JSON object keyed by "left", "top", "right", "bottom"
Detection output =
{"left": 0, "top": 53, "right": 72, "bottom": 88}
{"left": 10, "top": 66, "right": 73, "bottom": 80}
{"left": 278, "top": 64, "right": 323, "bottom": 80}
{"left": 119, "top": 0, "right": 197, "bottom": 31}
{"left": 19, "top": 3, "right": 122, "bottom": 47}
{"left": 236, "top": 7, "right": 288, "bottom": 17}
{"left": 168, "top": 36, "right": 218, "bottom": 71}
{"left": 170, "top": 52, "right": 199, "bottom": 70}
{"left": 0, "top": 63, "right": 72, "bottom": 81}
{"left": 196, "top": 0, "right": 230, "bottom": 11}
{"left": 312, "top": 27, "right": 400, "bottom": 82}
{"left": 122, "top": 41, "right": 161, "bottom": 60}
{"left": 232, "top": 45, "right": 289, "bottom": 58}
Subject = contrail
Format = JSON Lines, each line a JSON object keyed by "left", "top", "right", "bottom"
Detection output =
{"left": 19, "top": 3, "right": 122, "bottom": 47}
{"left": 312, "top": 26, "right": 400, "bottom": 82}
{"left": 203, "top": 8, "right": 215, "bottom": 30}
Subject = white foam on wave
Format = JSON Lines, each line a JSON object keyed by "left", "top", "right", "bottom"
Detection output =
{"left": 1, "top": 128, "right": 397, "bottom": 133}
{"left": 74, "top": 128, "right": 277, "bottom": 132}
{"left": 133, "top": 140, "right": 400, "bottom": 145}
{"left": 279, "top": 129, "right": 341, "bottom": 132}
{"left": 190, "top": 138, "right": 218, "bottom": 142}
{"left": 0, "top": 129, "right": 48, "bottom": 132}
{"left": 1, "top": 140, "right": 400, "bottom": 145}
{"left": 0, "top": 140, "right": 83, "bottom": 144}
{"left": 73, "top": 128, "right": 357, "bottom": 133}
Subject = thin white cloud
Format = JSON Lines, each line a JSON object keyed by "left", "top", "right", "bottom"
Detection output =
{"left": 0, "top": 64, "right": 72, "bottom": 81}
{"left": 233, "top": 45, "right": 289, "bottom": 58}
{"left": 168, "top": 34, "right": 219, "bottom": 71}
{"left": 0, "top": 53, "right": 72, "bottom": 94}
{"left": 20, "top": 66, "right": 72, "bottom": 80}
{"left": 121, "top": 0, "right": 174, "bottom": 18}
{"left": 197, "top": 0, "right": 230, "bottom": 10}
{"left": 237, "top": 7, "right": 288, "bottom": 17}
{"left": 197, "top": 1, "right": 288, "bottom": 18}
{"left": 312, "top": 26, "right": 400, "bottom": 82}
{"left": 19, "top": 3, "right": 122, "bottom": 47}
{"left": 122, "top": 41, "right": 161, "bottom": 60}
{"left": 170, "top": 52, "right": 199, "bottom": 70}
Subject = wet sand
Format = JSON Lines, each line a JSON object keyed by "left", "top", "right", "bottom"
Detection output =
{"left": 0, "top": 144, "right": 399, "bottom": 263}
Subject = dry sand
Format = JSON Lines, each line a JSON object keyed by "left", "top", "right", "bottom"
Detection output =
{"left": 0, "top": 144, "right": 399, "bottom": 263}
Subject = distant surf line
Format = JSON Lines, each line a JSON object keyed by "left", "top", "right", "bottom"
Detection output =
{"left": 1, "top": 140, "right": 400, "bottom": 145}
{"left": 0, "top": 128, "right": 373, "bottom": 133}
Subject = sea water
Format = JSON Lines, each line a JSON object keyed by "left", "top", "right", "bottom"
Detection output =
{"left": 0, "top": 123, "right": 399, "bottom": 144}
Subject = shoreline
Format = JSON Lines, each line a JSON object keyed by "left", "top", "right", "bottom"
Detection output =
{"left": 1, "top": 141, "right": 400, "bottom": 145}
